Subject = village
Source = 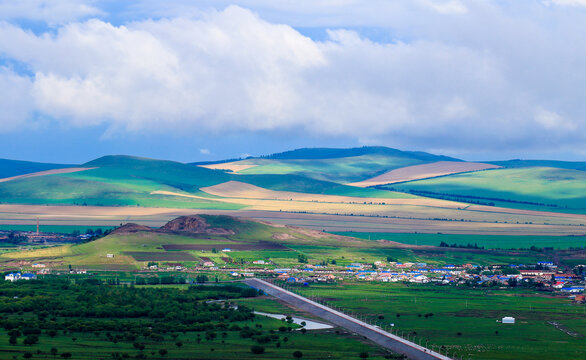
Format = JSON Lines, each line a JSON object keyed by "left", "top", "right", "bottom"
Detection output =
{"left": 12, "top": 257, "right": 585, "bottom": 303}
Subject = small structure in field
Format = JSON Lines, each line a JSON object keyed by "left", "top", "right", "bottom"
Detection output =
{"left": 106, "top": 254, "right": 114, "bottom": 258}
{"left": 502, "top": 316, "right": 515, "bottom": 324}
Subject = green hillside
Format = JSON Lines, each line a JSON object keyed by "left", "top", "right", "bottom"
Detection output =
{"left": 386, "top": 167, "right": 586, "bottom": 213}
{"left": 0, "top": 154, "right": 410, "bottom": 207}
{"left": 196, "top": 146, "right": 461, "bottom": 183}
{"left": 0, "top": 215, "right": 366, "bottom": 269}
{"left": 0, "top": 158, "right": 72, "bottom": 178}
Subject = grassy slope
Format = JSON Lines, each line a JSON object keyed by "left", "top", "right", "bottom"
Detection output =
{"left": 207, "top": 146, "right": 460, "bottom": 183}
{"left": 234, "top": 154, "right": 428, "bottom": 183}
{"left": 0, "top": 158, "right": 72, "bottom": 178}
{"left": 1, "top": 215, "right": 363, "bottom": 267}
{"left": 388, "top": 167, "right": 586, "bottom": 213}
{"left": 0, "top": 155, "right": 412, "bottom": 206}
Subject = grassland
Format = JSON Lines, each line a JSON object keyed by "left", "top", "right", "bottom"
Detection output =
{"left": 291, "top": 281, "right": 586, "bottom": 360}
{"left": 387, "top": 167, "right": 586, "bottom": 213}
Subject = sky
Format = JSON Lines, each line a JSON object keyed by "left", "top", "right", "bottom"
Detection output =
{"left": 0, "top": 0, "right": 585, "bottom": 164}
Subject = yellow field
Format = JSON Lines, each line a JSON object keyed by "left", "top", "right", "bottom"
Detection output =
{"left": 200, "top": 181, "right": 465, "bottom": 208}
{"left": 348, "top": 161, "right": 500, "bottom": 187}
{"left": 199, "top": 162, "right": 258, "bottom": 172}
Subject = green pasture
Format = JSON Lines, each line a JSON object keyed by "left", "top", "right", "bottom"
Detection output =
{"left": 288, "top": 245, "right": 548, "bottom": 266}
{"left": 388, "top": 167, "right": 586, "bottom": 213}
{"left": 333, "top": 232, "right": 586, "bottom": 250}
{"left": 234, "top": 154, "right": 427, "bottom": 183}
{"left": 292, "top": 282, "right": 586, "bottom": 360}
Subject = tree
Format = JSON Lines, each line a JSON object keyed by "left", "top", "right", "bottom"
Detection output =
{"left": 23, "top": 335, "right": 38, "bottom": 346}
{"left": 50, "top": 348, "right": 58, "bottom": 357}
{"left": 359, "top": 352, "right": 369, "bottom": 358}
{"left": 251, "top": 345, "right": 265, "bottom": 354}
{"left": 297, "top": 254, "right": 308, "bottom": 263}
{"left": 175, "top": 342, "right": 182, "bottom": 348}
{"left": 9, "top": 335, "right": 17, "bottom": 345}
{"left": 23, "top": 352, "right": 33, "bottom": 359}
{"left": 158, "top": 349, "right": 168, "bottom": 356}
{"left": 60, "top": 353, "right": 72, "bottom": 359}
{"left": 293, "top": 350, "right": 303, "bottom": 359}
{"left": 196, "top": 275, "right": 209, "bottom": 283}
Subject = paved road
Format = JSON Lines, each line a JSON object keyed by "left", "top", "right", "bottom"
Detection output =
{"left": 245, "top": 278, "right": 452, "bottom": 360}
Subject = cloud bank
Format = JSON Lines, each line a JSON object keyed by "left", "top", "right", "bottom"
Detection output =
{"left": 0, "top": 2, "right": 585, "bottom": 155}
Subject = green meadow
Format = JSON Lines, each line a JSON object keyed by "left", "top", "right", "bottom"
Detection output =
{"left": 291, "top": 281, "right": 586, "bottom": 360}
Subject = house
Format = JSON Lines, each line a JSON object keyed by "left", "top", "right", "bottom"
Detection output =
{"left": 31, "top": 263, "right": 46, "bottom": 268}
{"left": 502, "top": 317, "right": 515, "bottom": 324}
{"left": 5, "top": 273, "right": 21, "bottom": 282}
{"left": 221, "top": 248, "right": 232, "bottom": 252}
{"left": 253, "top": 260, "right": 266, "bottom": 265}
{"left": 561, "top": 286, "right": 584, "bottom": 294}
{"left": 5, "top": 272, "right": 37, "bottom": 282}
{"left": 106, "top": 254, "right": 114, "bottom": 258}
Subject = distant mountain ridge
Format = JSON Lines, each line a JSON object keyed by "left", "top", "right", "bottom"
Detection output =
{"left": 0, "top": 158, "right": 73, "bottom": 179}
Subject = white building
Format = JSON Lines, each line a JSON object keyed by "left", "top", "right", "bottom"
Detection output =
{"left": 502, "top": 317, "right": 515, "bottom": 324}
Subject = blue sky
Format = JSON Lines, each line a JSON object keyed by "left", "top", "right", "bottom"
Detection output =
{"left": 1, "top": 0, "right": 585, "bottom": 163}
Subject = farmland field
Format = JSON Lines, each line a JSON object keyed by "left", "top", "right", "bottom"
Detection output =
{"left": 291, "top": 281, "right": 586, "bottom": 360}
{"left": 387, "top": 167, "right": 586, "bottom": 214}
{"left": 349, "top": 161, "right": 500, "bottom": 187}
{"left": 333, "top": 232, "right": 586, "bottom": 249}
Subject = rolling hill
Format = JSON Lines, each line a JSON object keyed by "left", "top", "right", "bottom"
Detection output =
{"left": 198, "top": 146, "right": 461, "bottom": 183}
{"left": 0, "top": 215, "right": 368, "bottom": 269}
{"left": 0, "top": 158, "right": 73, "bottom": 179}
{"left": 386, "top": 167, "right": 586, "bottom": 213}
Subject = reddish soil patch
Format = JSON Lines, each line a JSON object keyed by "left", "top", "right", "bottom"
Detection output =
{"left": 162, "top": 242, "right": 288, "bottom": 251}
{"left": 110, "top": 223, "right": 153, "bottom": 235}
{"left": 160, "top": 215, "right": 234, "bottom": 235}
{"left": 123, "top": 252, "right": 197, "bottom": 261}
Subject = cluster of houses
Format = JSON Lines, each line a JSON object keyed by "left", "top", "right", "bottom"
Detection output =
{"left": 4, "top": 272, "right": 37, "bottom": 282}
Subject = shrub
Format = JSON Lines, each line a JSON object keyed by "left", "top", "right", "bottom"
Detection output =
{"left": 251, "top": 345, "right": 265, "bottom": 354}
{"left": 293, "top": 350, "right": 303, "bottom": 359}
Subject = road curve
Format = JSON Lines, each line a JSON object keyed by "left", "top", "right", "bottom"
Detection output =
{"left": 245, "top": 278, "right": 452, "bottom": 360}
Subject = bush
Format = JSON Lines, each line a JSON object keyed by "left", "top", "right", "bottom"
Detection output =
{"left": 251, "top": 345, "right": 265, "bottom": 354}
{"left": 293, "top": 350, "right": 303, "bottom": 359}
{"left": 359, "top": 352, "right": 369, "bottom": 358}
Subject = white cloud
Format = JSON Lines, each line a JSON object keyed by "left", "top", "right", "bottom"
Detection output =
{"left": 0, "top": 0, "right": 101, "bottom": 24}
{"left": 0, "top": 67, "right": 34, "bottom": 132}
{"left": 0, "top": 4, "right": 584, "bottom": 154}
{"left": 545, "top": 0, "right": 586, "bottom": 7}
{"left": 199, "top": 148, "right": 210, "bottom": 155}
